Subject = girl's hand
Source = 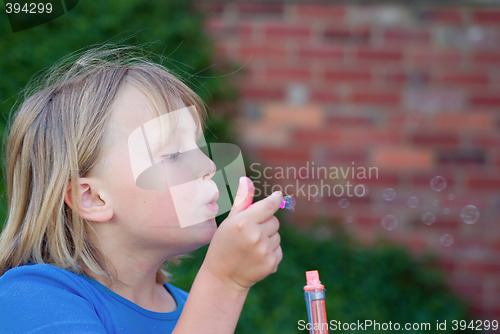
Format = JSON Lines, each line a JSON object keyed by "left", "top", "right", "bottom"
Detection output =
{"left": 202, "top": 177, "right": 283, "bottom": 292}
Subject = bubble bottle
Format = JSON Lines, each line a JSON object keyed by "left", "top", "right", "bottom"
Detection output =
{"left": 304, "top": 270, "right": 328, "bottom": 334}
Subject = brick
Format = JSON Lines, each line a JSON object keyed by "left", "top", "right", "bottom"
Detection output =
{"left": 423, "top": 8, "right": 464, "bottom": 24}
{"left": 320, "top": 150, "right": 367, "bottom": 166}
{"left": 371, "top": 146, "right": 434, "bottom": 171}
{"left": 262, "top": 103, "right": 324, "bottom": 128}
{"left": 406, "top": 49, "right": 461, "bottom": 65}
{"left": 264, "top": 23, "right": 311, "bottom": 40}
{"left": 473, "top": 134, "right": 500, "bottom": 148}
{"left": 258, "top": 147, "right": 309, "bottom": 162}
{"left": 433, "top": 113, "right": 492, "bottom": 131}
{"left": 205, "top": 19, "right": 253, "bottom": 38}
{"left": 412, "top": 133, "right": 459, "bottom": 147}
{"left": 237, "top": 42, "right": 286, "bottom": 60}
{"left": 349, "top": 90, "right": 401, "bottom": 106}
{"left": 433, "top": 219, "right": 461, "bottom": 231}
{"left": 264, "top": 66, "right": 312, "bottom": 82}
{"left": 239, "top": 83, "right": 285, "bottom": 101}
{"left": 358, "top": 173, "right": 399, "bottom": 186}
{"left": 292, "top": 129, "right": 342, "bottom": 145}
{"left": 356, "top": 47, "right": 403, "bottom": 63}
{"left": 323, "top": 26, "right": 371, "bottom": 44}
{"left": 470, "top": 94, "right": 500, "bottom": 107}
{"left": 346, "top": 130, "right": 401, "bottom": 146}
{"left": 435, "top": 72, "right": 489, "bottom": 87}
{"left": 327, "top": 115, "right": 374, "bottom": 127}
{"left": 297, "top": 45, "right": 344, "bottom": 60}
{"left": 295, "top": 4, "right": 345, "bottom": 20}
{"left": 382, "top": 28, "right": 431, "bottom": 45}
{"left": 474, "top": 52, "right": 500, "bottom": 65}
{"left": 310, "top": 89, "right": 341, "bottom": 104}
{"left": 473, "top": 10, "right": 500, "bottom": 24}
{"left": 324, "top": 68, "right": 372, "bottom": 83}
{"left": 464, "top": 260, "right": 500, "bottom": 274}
{"left": 468, "top": 177, "right": 500, "bottom": 190}
{"left": 404, "top": 89, "right": 465, "bottom": 112}
{"left": 378, "top": 69, "right": 430, "bottom": 86}
{"left": 411, "top": 174, "right": 456, "bottom": 188}
{"left": 236, "top": 3, "right": 284, "bottom": 16}
{"left": 239, "top": 122, "right": 290, "bottom": 148}
{"left": 437, "top": 150, "right": 486, "bottom": 166}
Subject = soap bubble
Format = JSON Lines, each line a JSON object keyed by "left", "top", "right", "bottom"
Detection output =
{"left": 422, "top": 212, "right": 436, "bottom": 225}
{"left": 440, "top": 234, "right": 454, "bottom": 247}
{"left": 447, "top": 194, "right": 455, "bottom": 201}
{"left": 338, "top": 198, "right": 350, "bottom": 209}
{"left": 345, "top": 216, "right": 354, "bottom": 223}
{"left": 442, "top": 208, "right": 450, "bottom": 215}
{"left": 358, "top": 184, "right": 369, "bottom": 197}
{"left": 460, "top": 205, "right": 480, "bottom": 224}
{"left": 382, "top": 188, "right": 396, "bottom": 201}
{"left": 407, "top": 196, "right": 419, "bottom": 208}
{"left": 381, "top": 214, "right": 398, "bottom": 230}
{"left": 312, "top": 194, "right": 322, "bottom": 203}
{"left": 433, "top": 199, "right": 440, "bottom": 207}
{"left": 430, "top": 176, "right": 447, "bottom": 192}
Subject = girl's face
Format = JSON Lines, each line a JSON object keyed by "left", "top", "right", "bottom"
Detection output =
{"left": 91, "top": 84, "right": 218, "bottom": 256}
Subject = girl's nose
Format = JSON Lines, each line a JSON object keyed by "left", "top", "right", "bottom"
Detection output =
{"left": 201, "top": 157, "right": 216, "bottom": 181}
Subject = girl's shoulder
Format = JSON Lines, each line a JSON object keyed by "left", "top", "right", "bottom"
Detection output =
{"left": 0, "top": 263, "right": 91, "bottom": 292}
{"left": 0, "top": 263, "right": 108, "bottom": 332}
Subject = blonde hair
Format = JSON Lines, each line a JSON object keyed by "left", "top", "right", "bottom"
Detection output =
{"left": 0, "top": 45, "right": 206, "bottom": 279}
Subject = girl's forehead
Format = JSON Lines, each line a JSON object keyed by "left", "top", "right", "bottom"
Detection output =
{"left": 110, "top": 84, "right": 200, "bottom": 137}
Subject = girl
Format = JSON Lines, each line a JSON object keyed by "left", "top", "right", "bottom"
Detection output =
{"left": 0, "top": 46, "right": 283, "bottom": 333}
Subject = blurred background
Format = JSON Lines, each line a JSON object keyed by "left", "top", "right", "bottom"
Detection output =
{"left": 1, "top": 1, "right": 499, "bottom": 333}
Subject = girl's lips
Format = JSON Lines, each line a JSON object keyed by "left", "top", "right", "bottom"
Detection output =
{"left": 207, "top": 191, "right": 219, "bottom": 204}
{"left": 205, "top": 192, "right": 219, "bottom": 214}
{"left": 205, "top": 202, "right": 219, "bottom": 214}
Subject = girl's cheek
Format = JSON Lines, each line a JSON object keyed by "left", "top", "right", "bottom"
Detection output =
{"left": 169, "top": 181, "right": 203, "bottom": 228}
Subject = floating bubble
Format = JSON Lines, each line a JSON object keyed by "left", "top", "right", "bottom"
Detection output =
{"left": 460, "top": 205, "right": 480, "bottom": 224}
{"left": 357, "top": 184, "right": 369, "bottom": 197}
{"left": 447, "top": 194, "right": 455, "bottom": 201}
{"left": 422, "top": 212, "right": 436, "bottom": 225}
{"left": 407, "top": 196, "right": 419, "bottom": 208}
{"left": 382, "top": 188, "right": 396, "bottom": 201}
{"left": 430, "top": 176, "right": 447, "bottom": 192}
{"left": 346, "top": 216, "right": 354, "bottom": 223}
{"left": 381, "top": 214, "right": 398, "bottom": 231}
{"left": 442, "top": 208, "right": 450, "bottom": 215}
{"left": 440, "top": 234, "right": 454, "bottom": 247}
{"left": 433, "top": 199, "right": 440, "bottom": 207}
{"left": 312, "top": 194, "right": 322, "bottom": 203}
{"left": 338, "top": 198, "right": 350, "bottom": 209}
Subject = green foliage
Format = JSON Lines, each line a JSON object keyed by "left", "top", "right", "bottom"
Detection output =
{"left": 0, "top": 0, "right": 235, "bottom": 226}
{"left": 169, "top": 222, "right": 473, "bottom": 334}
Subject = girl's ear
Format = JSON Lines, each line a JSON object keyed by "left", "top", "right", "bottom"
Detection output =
{"left": 64, "top": 178, "right": 113, "bottom": 223}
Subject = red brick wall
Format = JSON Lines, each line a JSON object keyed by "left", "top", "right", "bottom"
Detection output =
{"left": 200, "top": 2, "right": 500, "bottom": 318}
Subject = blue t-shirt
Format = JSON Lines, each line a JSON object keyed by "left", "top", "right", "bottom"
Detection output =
{"left": 0, "top": 263, "right": 188, "bottom": 333}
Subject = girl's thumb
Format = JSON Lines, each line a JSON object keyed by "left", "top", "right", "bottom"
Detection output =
{"left": 228, "top": 176, "right": 255, "bottom": 217}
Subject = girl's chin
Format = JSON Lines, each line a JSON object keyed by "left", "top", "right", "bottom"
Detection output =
{"left": 187, "top": 217, "right": 217, "bottom": 237}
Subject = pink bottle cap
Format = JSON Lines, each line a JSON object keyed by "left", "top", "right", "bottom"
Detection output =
{"left": 304, "top": 270, "right": 324, "bottom": 291}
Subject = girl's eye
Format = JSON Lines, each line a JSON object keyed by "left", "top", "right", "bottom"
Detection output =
{"left": 163, "top": 152, "right": 182, "bottom": 161}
